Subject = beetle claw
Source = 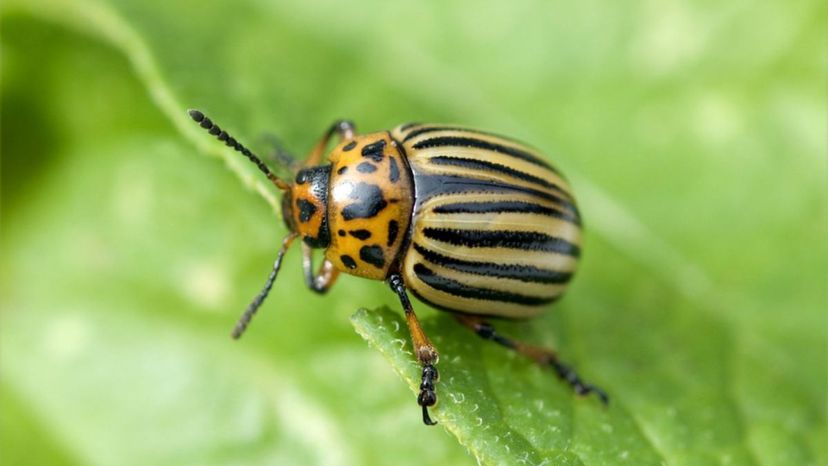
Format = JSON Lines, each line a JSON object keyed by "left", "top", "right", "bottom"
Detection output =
{"left": 417, "top": 363, "right": 439, "bottom": 425}
{"left": 421, "top": 405, "right": 437, "bottom": 426}
{"left": 550, "top": 360, "right": 609, "bottom": 405}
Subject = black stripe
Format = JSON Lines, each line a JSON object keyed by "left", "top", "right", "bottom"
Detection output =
{"left": 402, "top": 126, "right": 520, "bottom": 144}
{"left": 429, "top": 155, "right": 569, "bottom": 199}
{"left": 422, "top": 228, "right": 580, "bottom": 256}
{"left": 411, "top": 135, "right": 558, "bottom": 174}
{"left": 414, "top": 174, "right": 579, "bottom": 217}
{"left": 432, "top": 200, "right": 580, "bottom": 225}
{"left": 399, "top": 122, "right": 421, "bottom": 132}
{"left": 413, "top": 263, "right": 557, "bottom": 306}
{"left": 413, "top": 243, "right": 572, "bottom": 284}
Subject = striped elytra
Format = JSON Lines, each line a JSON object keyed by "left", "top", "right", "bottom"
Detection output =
{"left": 389, "top": 124, "right": 581, "bottom": 319}
{"left": 188, "top": 110, "right": 607, "bottom": 427}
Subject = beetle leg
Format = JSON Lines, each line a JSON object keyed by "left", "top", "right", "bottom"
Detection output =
{"left": 455, "top": 315, "right": 608, "bottom": 404}
{"left": 388, "top": 274, "right": 440, "bottom": 426}
{"left": 305, "top": 120, "right": 357, "bottom": 166}
{"left": 301, "top": 243, "right": 340, "bottom": 294}
{"left": 231, "top": 233, "right": 298, "bottom": 339}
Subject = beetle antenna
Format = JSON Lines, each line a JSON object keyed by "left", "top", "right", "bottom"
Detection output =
{"left": 232, "top": 233, "right": 298, "bottom": 339}
{"left": 188, "top": 109, "right": 290, "bottom": 190}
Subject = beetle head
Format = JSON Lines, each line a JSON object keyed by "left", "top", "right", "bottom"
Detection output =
{"left": 283, "top": 165, "right": 331, "bottom": 248}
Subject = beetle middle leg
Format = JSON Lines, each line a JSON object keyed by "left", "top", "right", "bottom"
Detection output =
{"left": 388, "top": 274, "right": 440, "bottom": 426}
{"left": 455, "top": 315, "right": 608, "bottom": 404}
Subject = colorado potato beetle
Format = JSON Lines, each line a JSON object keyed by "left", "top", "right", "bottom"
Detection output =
{"left": 188, "top": 110, "right": 607, "bottom": 425}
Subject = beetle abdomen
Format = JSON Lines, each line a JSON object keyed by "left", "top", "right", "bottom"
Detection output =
{"left": 392, "top": 124, "right": 582, "bottom": 319}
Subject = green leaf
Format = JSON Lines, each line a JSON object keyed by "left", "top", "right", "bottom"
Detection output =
{"left": 351, "top": 308, "right": 662, "bottom": 465}
{"left": 1, "top": 0, "right": 825, "bottom": 465}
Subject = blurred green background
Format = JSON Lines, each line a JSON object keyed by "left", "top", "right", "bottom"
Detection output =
{"left": 1, "top": 0, "right": 825, "bottom": 465}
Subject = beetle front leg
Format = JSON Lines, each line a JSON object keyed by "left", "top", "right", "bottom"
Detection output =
{"left": 305, "top": 120, "right": 356, "bottom": 166}
{"left": 388, "top": 274, "right": 440, "bottom": 426}
{"left": 302, "top": 243, "right": 340, "bottom": 294}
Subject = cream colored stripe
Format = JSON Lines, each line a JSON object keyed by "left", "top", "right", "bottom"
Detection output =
{"left": 404, "top": 128, "right": 560, "bottom": 165}
{"left": 402, "top": 258, "right": 547, "bottom": 318}
{"left": 412, "top": 235, "right": 579, "bottom": 272}
{"left": 420, "top": 212, "right": 581, "bottom": 243}
{"left": 410, "top": 146, "right": 572, "bottom": 195}
{"left": 391, "top": 124, "right": 424, "bottom": 140}
{"left": 403, "top": 128, "right": 541, "bottom": 157}
{"left": 423, "top": 191, "right": 579, "bottom": 216}
{"left": 416, "top": 160, "right": 573, "bottom": 203}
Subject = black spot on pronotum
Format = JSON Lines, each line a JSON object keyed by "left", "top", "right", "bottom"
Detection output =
{"left": 338, "top": 229, "right": 346, "bottom": 237}
{"left": 360, "top": 245, "right": 386, "bottom": 268}
{"left": 297, "top": 199, "right": 317, "bottom": 223}
{"left": 342, "top": 141, "right": 357, "bottom": 152}
{"left": 389, "top": 157, "right": 400, "bottom": 183}
{"left": 387, "top": 220, "right": 399, "bottom": 246}
{"left": 342, "top": 183, "right": 388, "bottom": 220}
{"left": 349, "top": 229, "right": 372, "bottom": 240}
{"left": 337, "top": 166, "right": 348, "bottom": 175}
{"left": 340, "top": 255, "right": 357, "bottom": 269}
{"left": 361, "top": 139, "right": 386, "bottom": 162}
{"left": 356, "top": 162, "right": 377, "bottom": 173}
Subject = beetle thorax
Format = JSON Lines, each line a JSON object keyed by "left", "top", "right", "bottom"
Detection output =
{"left": 324, "top": 132, "right": 414, "bottom": 280}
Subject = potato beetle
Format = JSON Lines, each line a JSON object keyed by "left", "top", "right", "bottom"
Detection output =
{"left": 188, "top": 110, "right": 607, "bottom": 425}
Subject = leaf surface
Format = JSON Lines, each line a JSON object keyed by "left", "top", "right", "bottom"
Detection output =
{"left": 1, "top": 0, "right": 825, "bottom": 464}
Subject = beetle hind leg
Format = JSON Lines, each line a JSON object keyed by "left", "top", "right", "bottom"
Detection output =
{"left": 456, "top": 315, "right": 608, "bottom": 404}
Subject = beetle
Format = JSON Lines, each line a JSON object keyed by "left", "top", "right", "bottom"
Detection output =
{"left": 188, "top": 110, "right": 607, "bottom": 425}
